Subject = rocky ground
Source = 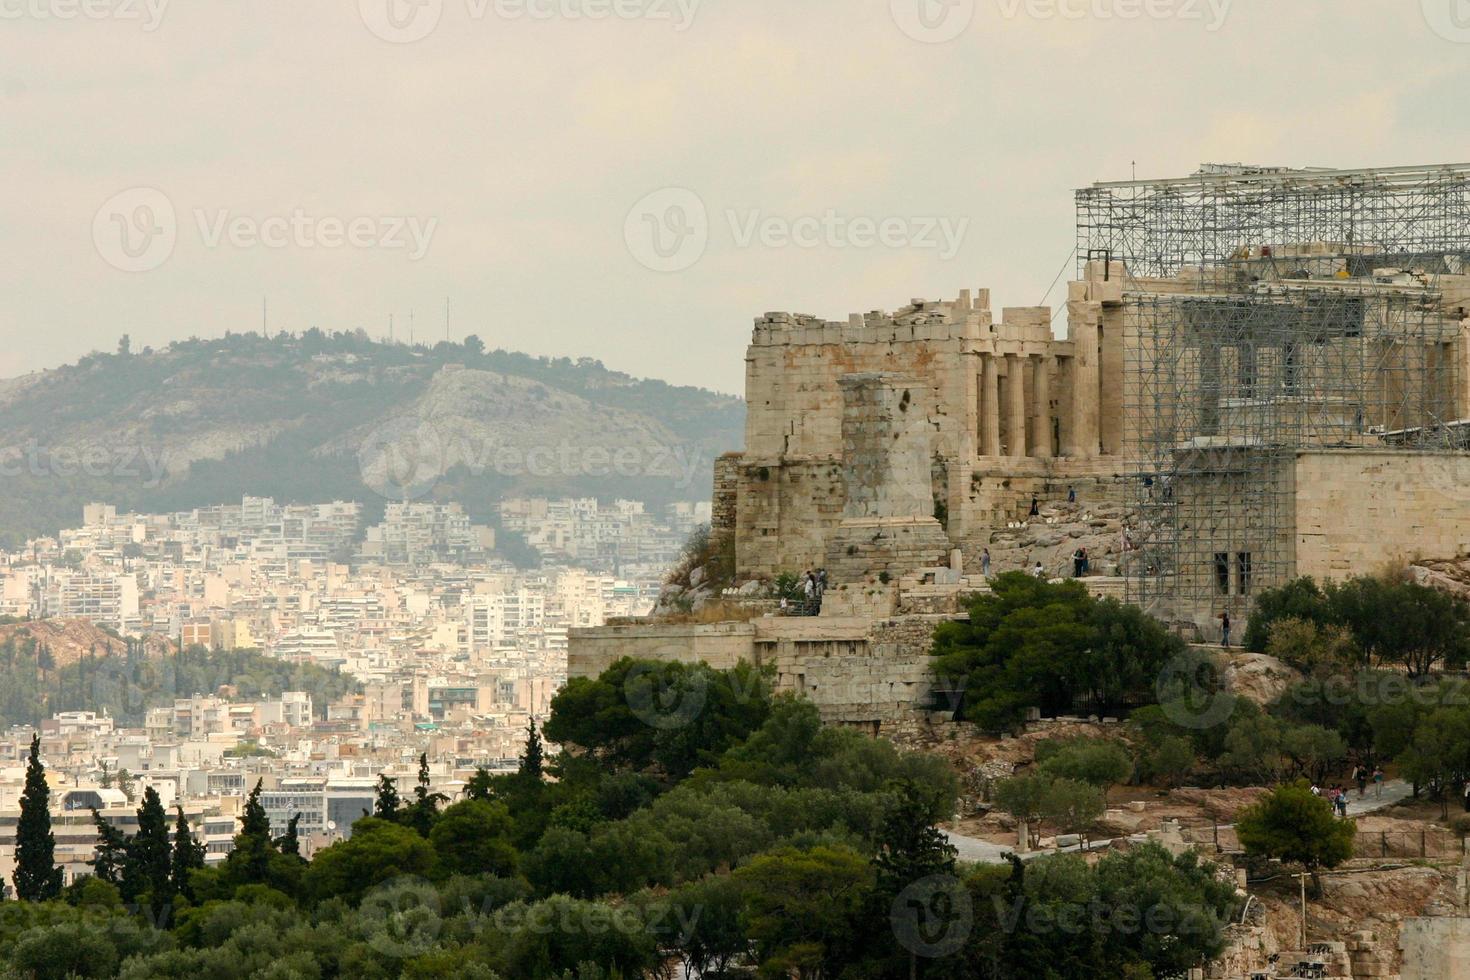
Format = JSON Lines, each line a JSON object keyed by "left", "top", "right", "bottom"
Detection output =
{"left": 983, "top": 497, "right": 1132, "bottom": 580}
{"left": 0, "top": 618, "right": 172, "bottom": 667}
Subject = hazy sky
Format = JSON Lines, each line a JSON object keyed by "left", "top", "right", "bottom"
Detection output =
{"left": 3, "top": 1, "right": 1468, "bottom": 394}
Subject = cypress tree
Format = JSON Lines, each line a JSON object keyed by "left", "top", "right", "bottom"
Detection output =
{"left": 519, "top": 716, "right": 544, "bottom": 783}
{"left": 13, "top": 734, "right": 62, "bottom": 901}
{"left": 276, "top": 813, "right": 302, "bottom": 859}
{"left": 169, "top": 806, "right": 204, "bottom": 898}
{"left": 373, "top": 774, "right": 401, "bottom": 819}
{"left": 123, "top": 786, "right": 172, "bottom": 908}
{"left": 89, "top": 808, "right": 129, "bottom": 885}
{"left": 227, "top": 778, "right": 276, "bottom": 886}
{"left": 409, "top": 754, "right": 446, "bottom": 837}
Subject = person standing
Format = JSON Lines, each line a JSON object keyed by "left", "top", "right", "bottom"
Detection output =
{"left": 1356, "top": 766, "right": 1368, "bottom": 799}
{"left": 1029, "top": 496, "right": 1040, "bottom": 518}
{"left": 1220, "top": 610, "right": 1231, "bottom": 648}
{"left": 1373, "top": 767, "right": 1385, "bottom": 799}
{"left": 1067, "top": 486, "right": 1076, "bottom": 504}
{"left": 981, "top": 548, "right": 992, "bottom": 578}
{"left": 1072, "top": 548, "right": 1084, "bottom": 578}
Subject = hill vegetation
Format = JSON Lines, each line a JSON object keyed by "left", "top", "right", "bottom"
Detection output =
{"left": 0, "top": 330, "right": 744, "bottom": 544}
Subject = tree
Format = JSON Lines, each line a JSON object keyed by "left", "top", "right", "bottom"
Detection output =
{"left": 1330, "top": 574, "right": 1470, "bottom": 676}
{"left": 225, "top": 779, "right": 277, "bottom": 888}
{"left": 276, "top": 813, "right": 303, "bottom": 859}
{"left": 304, "top": 818, "right": 436, "bottom": 906}
{"left": 409, "top": 754, "right": 447, "bottom": 837}
{"left": 464, "top": 767, "right": 493, "bottom": 802}
{"left": 733, "top": 845, "right": 874, "bottom": 979}
{"left": 122, "top": 786, "right": 172, "bottom": 910}
{"left": 90, "top": 809, "right": 129, "bottom": 885}
{"left": 873, "top": 779, "right": 957, "bottom": 889}
{"left": 1042, "top": 778, "right": 1107, "bottom": 847}
{"left": 1279, "top": 724, "right": 1348, "bottom": 784}
{"left": 13, "top": 733, "right": 62, "bottom": 901}
{"left": 933, "top": 574, "right": 1185, "bottom": 730}
{"left": 170, "top": 807, "right": 205, "bottom": 898}
{"left": 1237, "top": 781, "right": 1355, "bottom": 890}
{"left": 1146, "top": 736, "right": 1197, "bottom": 789}
{"left": 1036, "top": 738, "right": 1134, "bottom": 800}
{"left": 373, "top": 774, "right": 401, "bottom": 820}
{"left": 1245, "top": 577, "right": 1331, "bottom": 652}
{"left": 1266, "top": 617, "right": 1361, "bottom": 676}
{"left": 429, "top": 800, "right": 518, "bottom": 878}
{"left": 519, "top": 717, "right": 544, "bottom": 783}
{"left": 993, "top": 774, "right": 1051, "bottom": 850}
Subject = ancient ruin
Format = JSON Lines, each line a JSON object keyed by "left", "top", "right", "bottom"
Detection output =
{"left": 570, "top": 162, "right": 1470, "bottom": 732}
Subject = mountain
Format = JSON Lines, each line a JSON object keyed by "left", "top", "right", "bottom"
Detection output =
{"left": 0, "top": 330, "right": 744, "bottom": 544}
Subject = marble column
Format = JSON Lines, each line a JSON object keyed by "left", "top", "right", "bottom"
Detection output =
{"left": 981, "top": 354, "right": 1001, "bottom": 456}
{"left": 1068, "top": 301, "right": 1101, "bottom": 457}
{"left": 1006, "top": 353, "right": 1027, "bottom": 458}
{"left": 1032, "top": 355, "right": 1053, "bottom": 458}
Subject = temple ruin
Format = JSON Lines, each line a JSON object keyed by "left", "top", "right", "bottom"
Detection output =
{"left": 570, "top": 162, "right": 1470, "bottom": 730}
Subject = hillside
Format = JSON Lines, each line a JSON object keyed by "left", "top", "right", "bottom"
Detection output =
{"left": 0, "top": 331, "right": 745, "bottom": 544}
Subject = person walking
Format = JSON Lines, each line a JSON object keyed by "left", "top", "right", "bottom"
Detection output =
{"left": 1220, "top": 610, "right": 1231, "bottom": 648}
{"left": 1373, "top": 767, "right": 1385, "bottom": 799}
{"left": 1067, "top": 486, "right": 1076, "bottom": 504}
{"left": 981, "top": 548, "right": 992, "bottom": 578}
{"left": 1356, "top": 766, "right": 1368, "bottom": 799}
{"left": 802, "top": 570, "right": 816, "bottom": 615}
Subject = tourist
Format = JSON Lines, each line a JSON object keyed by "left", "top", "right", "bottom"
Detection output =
{"left": 1220, "top": 610, "right": 1231, "bottom": 648}
{"left": 1029, "top": 496, "right": 1040, "bottom": 517}
{"left": 1072, "top": 548, "right": 1085, "bottom": 578}
{"left": 1373, "top": 767, "right": 1385, "bottom": 798}
{"left": 802, "top": 570, "right": 816, "bottom": 613}
{"left": 1033, "top": 561, "right": 1045, "bottom": 579}
{"left": 1080, "top": 547, "right": 1089, "bottom": 576}
{"left": 1336, "top": 792, "right": 1349, "bottom": 818}
{"left": 981, "top": 548, "right": 992, "bottom": 578}
{"left": 1353, "top": 765, "right": 1367, "bottom": 798}
{"left": 1067, "top": 486, "right": 1076, "bottom": 504}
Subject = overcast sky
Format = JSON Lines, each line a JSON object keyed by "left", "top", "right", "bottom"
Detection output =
{"left": 2, "top": 0, "right": 1468, "bottom": 394}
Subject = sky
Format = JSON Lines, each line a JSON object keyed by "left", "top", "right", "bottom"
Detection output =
{"left": 2, "top": 0, "right": 1469, "bottom": 395}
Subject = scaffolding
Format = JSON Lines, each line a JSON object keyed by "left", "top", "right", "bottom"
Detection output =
{"left": 1076, "top": 163, "right": 1470, "bottom": 626}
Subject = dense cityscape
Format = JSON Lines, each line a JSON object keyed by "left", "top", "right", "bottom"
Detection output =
{"left": 0, "top": 493, "right": 708, "bottom": 883}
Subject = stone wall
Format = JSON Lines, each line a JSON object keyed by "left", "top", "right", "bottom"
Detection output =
{"left": 567, "top": 621, "right": 757, "bottom": 678}
{"left": 1401, "top": 917, "right": 1470, "bottom": 979}
{"left": 1294, "top": 450, "right": 1470, "bottom": 579}
{"left": 711, "top": 452, "right": 741, "bottom": 535}
{"left": 568, "top": 611, "right": 952, "bottom": 731}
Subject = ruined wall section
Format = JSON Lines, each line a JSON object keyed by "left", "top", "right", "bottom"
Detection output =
{"left": 736, "top": 299, "right": 987, "bottom": 579}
